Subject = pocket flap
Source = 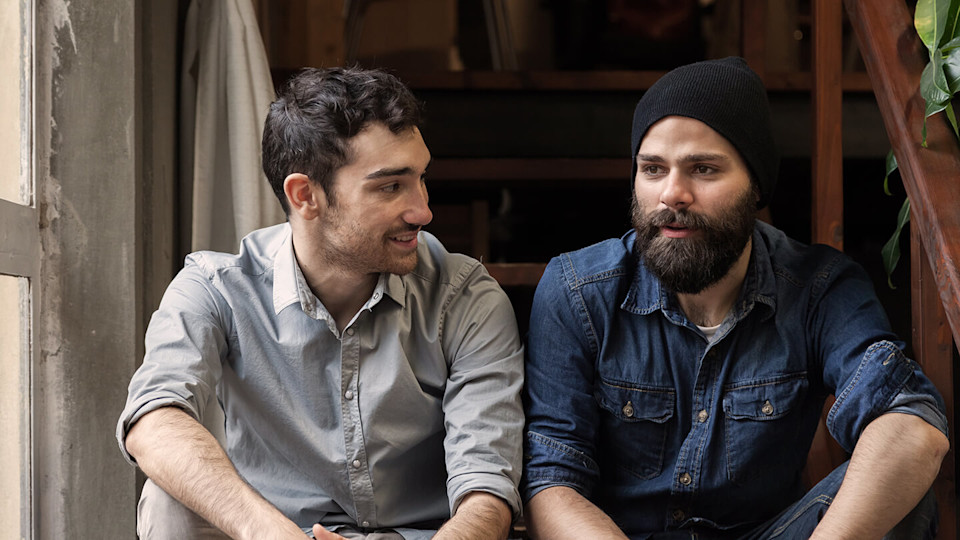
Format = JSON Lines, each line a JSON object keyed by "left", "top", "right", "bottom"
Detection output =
{"left": 596, "top": 379, "right": 675, "bottom": 423}
{"left": 722, "top": 374, "right": 808, "bottom": 421}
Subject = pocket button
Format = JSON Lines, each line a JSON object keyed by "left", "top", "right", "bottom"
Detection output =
{"left": 761, "top": 400, "right": 774, "bottom": 415}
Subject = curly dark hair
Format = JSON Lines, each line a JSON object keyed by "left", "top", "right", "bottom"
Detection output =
{"left": 261, "top": 67, "right": 423, "bottom": 214}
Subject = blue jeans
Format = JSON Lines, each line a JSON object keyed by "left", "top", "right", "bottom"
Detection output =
{"left": 738, "top": 461, "right": 938, "bottom": 540}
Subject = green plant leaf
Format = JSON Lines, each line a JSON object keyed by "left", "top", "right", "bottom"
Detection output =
{"left": 921, "top": 55, "right": 952, "bottom": 144}
{"left": 922, "top": 52, "right": 952, "bottom": 107}
{"left": 945, "top": 0, "right": 960, "bottom": 43}
{"left": 942, "top": 36, "right": 960, "bottom": 52}
{"left": 947, "top": 102, "right": 960, "bottom": 137}
{"left": 944, "top": 42, "right": 960, "bottom": 92}
{"left": 882, "top": 197, "right": 912, "bottom": 289}
{"left": 916, "top": 0, "right": 951, "bottom": 53}
{"left": 883, "top": 150, "right": 898, "bottom": 196}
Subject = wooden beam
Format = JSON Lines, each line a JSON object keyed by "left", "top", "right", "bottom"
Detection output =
{"left": 844, "top": 0, "right": 960, "bottom": 349}
{"left": 811, "top": 0, "right": 844, "bottom": 250}
{"left": 741, "top": 0, "right": 767, "bottom": 79}
{"left": 912, "top": 221, "right": 957, "bottom": 540}
{"left": 484, "top": 263, "right": 545, "bottom": 287}
{"left": 427, "top": 158, "right": 630, "bottom": 182}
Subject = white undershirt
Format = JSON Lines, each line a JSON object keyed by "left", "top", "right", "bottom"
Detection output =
{"left": 698, "top": 322, "right": 723, "bottom": 342}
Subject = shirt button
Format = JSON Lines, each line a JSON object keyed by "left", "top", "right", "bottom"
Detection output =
{"left": 679, "top": 472, "right": 692, "bottom": 485}
{"left": 361, "top": 520, "right": 370, "bottom": 528}
{"left": 622, "top": 401, "right": 635, "bottom": 418}
{"left": 344, "top": 390, "right": 354, "bottom": 400}
{"left": 672, "top": 509, "right": 685, "bottom": 522}
{"left": 761, "top": 400, "right": 774, "bottom": 415}
{"left": 373, "top": 292, "right": 380, "bottom": 299}
{"left": 697, "top": 409, "right": 709, "bottom": 423}
{"left": 352, "top": 459, "right": 361, "bottom": 468}
{"left": 346, "top": 328, "right": 355, "bottom": 336}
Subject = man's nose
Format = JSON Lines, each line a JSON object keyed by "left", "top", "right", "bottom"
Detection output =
{"left": 405, "top": 182, "right": 432, "bottom": 226}
{"left": 659, "top": 172, "right": 693, "bottom": 210}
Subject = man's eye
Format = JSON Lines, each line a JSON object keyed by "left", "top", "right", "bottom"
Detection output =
{"left": 382, "top": 183, "right": 400, "bottom": 193}
{"left": 694, "top": 165, "right": 714, "bottom": 174}
{"left": 642, "top": 165, "right": 662, "bottom": 175}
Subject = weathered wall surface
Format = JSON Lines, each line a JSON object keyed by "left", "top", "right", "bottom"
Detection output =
{"left": 34, "top": 1, "right": 140, "bottom": 537}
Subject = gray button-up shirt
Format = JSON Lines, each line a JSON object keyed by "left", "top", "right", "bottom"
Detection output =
{"left": 117, "top": 224, "right": 524, "bottom": 537}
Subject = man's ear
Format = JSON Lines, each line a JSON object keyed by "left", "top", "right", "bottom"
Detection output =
{"left": 283, "top": 173, "right": 323, "bottom": 220}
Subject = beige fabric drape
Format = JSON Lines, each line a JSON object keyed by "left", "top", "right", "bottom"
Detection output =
{"left": 181, "top": 0, "right": 284, "bottom": 254}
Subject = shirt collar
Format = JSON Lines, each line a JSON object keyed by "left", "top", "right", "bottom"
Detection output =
{"left": 272, "top": 225, "right": 301, "bottom": 315}
{"left": 383, "top": 272, "right": 407, "bottom": 308}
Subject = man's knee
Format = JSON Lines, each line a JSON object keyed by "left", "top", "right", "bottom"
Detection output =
{"left": 138, "top": 479, "right": 230, "bottom": 540}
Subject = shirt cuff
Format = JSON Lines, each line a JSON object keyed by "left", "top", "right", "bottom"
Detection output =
{"left": 448, "top": 472, "right": 522, "bottom": 520}
{"left": 116, "top": 393, "right": 200, "bottom": 466}
{"left": 520, "top": 430, "right": 597, "bottom": 503}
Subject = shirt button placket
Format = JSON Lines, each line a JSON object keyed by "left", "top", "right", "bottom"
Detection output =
{"left": 342, "top": 324, "right": 375, "bottom": 528}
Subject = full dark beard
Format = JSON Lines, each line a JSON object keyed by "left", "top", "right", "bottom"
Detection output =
{"left": 631, "top": 189, "right": 756, "bottom": 294}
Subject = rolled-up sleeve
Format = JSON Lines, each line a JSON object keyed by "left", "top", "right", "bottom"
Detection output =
{"left": 116, "top": 259, "right": 230, "bottom": 465}
{"left": 440, "top": 263, "right": 525, "bottom": 517}
{"left": 811, "top": 256, "right": 948, "bottom": 451}
{"left": 521, "top": 256, "right": 602, "bottom": 502}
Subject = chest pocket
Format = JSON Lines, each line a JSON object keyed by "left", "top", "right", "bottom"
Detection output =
{"left": 722, "top": 374, "right": 809, "bottom": 486}
{"left": 595, "top": 379, "right": 675, "bottom": 480}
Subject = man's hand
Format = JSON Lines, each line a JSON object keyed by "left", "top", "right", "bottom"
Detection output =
{"left": 312, "top": 524, "right": 348, "bottom": 539}
{"left": 433, "top": 491, "right": 512, "bottom": 540}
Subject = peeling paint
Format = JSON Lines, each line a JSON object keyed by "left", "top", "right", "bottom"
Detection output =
{"left": 49, "top": 0, "right": 77, "bottom": 56}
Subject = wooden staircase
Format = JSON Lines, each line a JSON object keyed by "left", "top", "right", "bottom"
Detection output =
{"left": 843, "top": 1, "right": 960, "bottom": 537}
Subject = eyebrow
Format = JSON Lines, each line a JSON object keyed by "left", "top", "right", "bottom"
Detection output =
{"left": 636, "top": 153, "right": 730, "bottom": 163}
{"left": 364, "top": 159, "right": 431, "bottom": 180}
{"left": 364, "top": 167, "right": 415, "bottom": 180}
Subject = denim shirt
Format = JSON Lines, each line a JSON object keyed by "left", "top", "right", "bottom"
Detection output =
{"left": 522, "top": 221, "right": 947, "bottom": 538}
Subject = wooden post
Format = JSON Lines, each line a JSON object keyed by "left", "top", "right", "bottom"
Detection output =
{"left": 261, "top": 0, "right": 345, "bottom": 69}
{"left": 741, "top": 0, "right": 767, "bottom": 80}
{"left": 811, "top": 0, "right": 844, "bottom": 250}
{"left": 912, "top": 222, "right": 957, "bottom": 539}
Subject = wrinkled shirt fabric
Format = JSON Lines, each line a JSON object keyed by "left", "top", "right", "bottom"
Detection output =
{"left": 522, "top": 221, "right": 946, "bottom": 539}
{"left": 118, "top": 224, "right": 524, "bottom": 538}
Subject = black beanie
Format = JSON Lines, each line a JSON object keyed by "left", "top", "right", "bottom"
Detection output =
{"left": 630, "top": 57, "right": 779, "bottom": 209}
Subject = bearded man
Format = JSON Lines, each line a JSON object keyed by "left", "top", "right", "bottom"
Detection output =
{"left": 118, "top": 67, "right": 523, "bottom": 540}
{"left": 521, "top": 57, "right": 948, "bottom": 539}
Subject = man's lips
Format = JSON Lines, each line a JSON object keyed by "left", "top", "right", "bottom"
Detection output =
{"left": 388, "top": 230, "right": 420, "bottom": 247}
{"left": 660, "top": 223, "right": 696, "bottom": 239}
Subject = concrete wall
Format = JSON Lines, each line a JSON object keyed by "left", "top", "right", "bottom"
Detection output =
{"left": 32, "top": 1, "right": 179, "bottom": 537}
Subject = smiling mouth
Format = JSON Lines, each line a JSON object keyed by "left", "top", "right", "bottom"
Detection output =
{"left": 388, "top": 229, "right": 420, "bottom": 245}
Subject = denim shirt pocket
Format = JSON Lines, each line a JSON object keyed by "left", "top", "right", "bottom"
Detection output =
{"left": 722, "top": 374, "right": 809, "bottom": 486}
{"left": 595, "top": 379, "right": 675, "bottom": 480}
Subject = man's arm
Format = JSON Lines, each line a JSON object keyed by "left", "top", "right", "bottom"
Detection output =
{"left": 525, "top": 486, "right": 628, "bottom": 540}
{"left": 811, "top": 412, "right": 948, "bottom": 539}
{"left": 125, "top": 406, "right": 310, "bottom": 540}
{"left": 433, "top": 492, "right": 512, "bottom": 540}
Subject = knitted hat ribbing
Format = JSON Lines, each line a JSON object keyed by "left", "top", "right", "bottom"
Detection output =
{"left": 630, "top": 57, "right": 779, "bottom": 209}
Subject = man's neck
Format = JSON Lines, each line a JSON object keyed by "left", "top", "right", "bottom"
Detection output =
{"left": 676, "top": 238, "right": 752, "bottom": 327}
{"left": 292, "top": 234, "right": 378, "bottom": 332}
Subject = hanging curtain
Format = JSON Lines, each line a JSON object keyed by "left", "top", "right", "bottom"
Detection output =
{"left": 181, "top": 0, "right": 284, "bottom": 255}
